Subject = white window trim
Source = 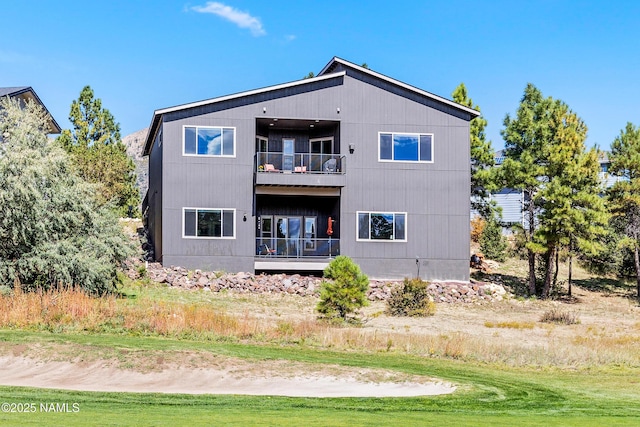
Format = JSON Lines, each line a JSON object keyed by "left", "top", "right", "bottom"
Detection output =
{"left": 377, "top": 131, "right": 434, "bottom": 163}
{"left": 355, "top": 211, "right": 408, "bottom": 242}
{"left": 182, "top": 207, "right": 236, "bottom": 239}
{"left": 183, "top": 125, "right": 237, "bottom": 158}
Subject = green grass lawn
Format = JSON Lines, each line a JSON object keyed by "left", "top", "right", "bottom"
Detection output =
{"left": 1, "top": 330, "right": 639, "bottom": 426}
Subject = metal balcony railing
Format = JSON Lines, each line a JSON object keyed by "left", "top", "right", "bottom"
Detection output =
{"left": 256, "top": 152, "right": 345, "bottom": 174}
{"left": 255, "top": 237, "right": 340, "bottom": 258}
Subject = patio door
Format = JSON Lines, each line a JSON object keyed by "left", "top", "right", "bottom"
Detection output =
{"left": 310, "top": 137, "right": 333, "bottom": 171}
{"left": 258, "top": 215, "right": 274, "bottom": 255}
{"left": 282, "top": 138, "right": 294, "bottom": 172}
{"left": 276, "top": 216, "right": 302, "bottom": 257}
{"left": 256, "top": 136, "right": 269, "bottom": 167}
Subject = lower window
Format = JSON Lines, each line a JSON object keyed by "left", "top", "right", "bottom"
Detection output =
{"left": 357, "top": 212, "right": 406, "bottom": 241}
{"left": 184, "top": 208, "right": 235, "bottom": 238}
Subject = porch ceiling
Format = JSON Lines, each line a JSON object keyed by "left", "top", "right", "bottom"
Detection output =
{"left": 254, "top": 186, "right": 341, "bottom": 196}
{"left": 256, "top": 117, "right": 338, "bottom": 132}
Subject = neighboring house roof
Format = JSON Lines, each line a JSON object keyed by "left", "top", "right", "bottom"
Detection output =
{"left": 494, "top": 149, "right": 506, "bottom": 165}
{"left": 0, "top": 86, "right": 62, "bottom": 134}
{"left": 143, "top": 57, "right": 481, "bottom": 156}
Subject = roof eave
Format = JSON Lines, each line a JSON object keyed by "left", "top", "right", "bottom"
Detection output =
{"left": 142, "top": 71, "right": 347, "bottom": 156}
{"left": 142, "top": 114, "right": 162, "bottom": 156}
{"left": 0, "top": 87, "right": 62, "bottom": 134}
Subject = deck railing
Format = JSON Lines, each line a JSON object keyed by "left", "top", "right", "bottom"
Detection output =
{"left": 256, "top": 152, "right": 345, "bottom": 174}
{"left": 256, "top": 238, "right": 340, "bottom": 258}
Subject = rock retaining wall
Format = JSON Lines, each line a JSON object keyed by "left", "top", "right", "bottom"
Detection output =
{"left": 137, "top": 263, "right": 509, "bottom": 304}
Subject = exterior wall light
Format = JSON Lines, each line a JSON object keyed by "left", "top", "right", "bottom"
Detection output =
{"left": 349, "top": 143, "right": 355, "bottom": 154}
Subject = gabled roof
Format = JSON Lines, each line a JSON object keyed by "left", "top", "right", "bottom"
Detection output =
{"left": 0, "top": 86, "right": 62, "bottom": 134}
{"left": 318, "top": 57, "right": 481, "bottom": 118}
{"left": 143, "top": 57, "right": 480, "bottom": 156}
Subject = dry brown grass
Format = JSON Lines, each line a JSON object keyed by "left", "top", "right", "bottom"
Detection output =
{"left": 0, "top": 286, "right": 117, "bottom": 329}
{"left": 540, "top": 308, "right": 580, "bottom": 325}
{"left": 1, "top": 283, "right": 639, "bottom": 369}
{"left": 484, "top": 320, "right": 535, "bottom": 329}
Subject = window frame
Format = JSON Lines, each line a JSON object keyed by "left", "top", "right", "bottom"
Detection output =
{"left": 183, "top": 125, "right": 236, "bottom": 158}
{"left": 378, "top": 131, "right": 434, "bottom": 163}
{"left": 355, "top": 211, "right": 407, "bottom": 242}
{"left": 182, "top": 207, "right": 236, "bottom": 239}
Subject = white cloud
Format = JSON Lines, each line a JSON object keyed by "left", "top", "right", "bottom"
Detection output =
{"left": 285, "top": 34, "right": 296, "bottom": 42}
{"left": 192, "top": 2, "right": 266, "bottom": 36}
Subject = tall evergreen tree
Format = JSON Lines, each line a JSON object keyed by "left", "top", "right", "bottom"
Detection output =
{"left": 0, "top": 96, "right": 132, "bottom": 292}
{"left": 452, "top": 83, "right": 496, "bottom": 219}
{"left": 608, "top": 122, "right": 640, "bottom": 300}
{"left": 531, "top": 101, "right": 608, "bottom": 297}
{"left": 500, "top": 84, "right": 606, "bottom": 298}
{"left": 57, "top": 86, "right": 139, "bottom": 216}
{"left": 500, "top": 84, "right": 552, "bottom": 295}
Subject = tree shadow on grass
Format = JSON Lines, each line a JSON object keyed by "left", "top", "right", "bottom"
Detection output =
{"left": 573, "top": 277, "right": 639, "bottom": 304}
{"left": 572, "top": 277, "right": 629, "bottom": 293}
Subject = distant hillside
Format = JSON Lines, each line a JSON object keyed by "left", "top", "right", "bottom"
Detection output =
{"left": 122, "top": 128, "right": 149, "bottom": 203}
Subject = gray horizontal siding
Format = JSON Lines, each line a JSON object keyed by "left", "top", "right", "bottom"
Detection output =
{"left": 493, "top": 189, "right": 523, "bottom": 225}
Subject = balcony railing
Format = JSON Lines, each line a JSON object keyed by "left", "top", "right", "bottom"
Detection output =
{"left": 256, "top": 152, "right": 345, "bottom": 174}
{"left": 256, "top": 238, "right": 340, "bottom": 258}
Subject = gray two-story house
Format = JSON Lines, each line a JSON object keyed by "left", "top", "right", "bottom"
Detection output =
{"left": 142, "top": 57, "right": 479, "bottom": 280}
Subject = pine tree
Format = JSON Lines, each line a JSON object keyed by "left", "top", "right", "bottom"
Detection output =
{"left": 0, "top": 96, "right": 132, "bottom": 292}
{"left": 531, "top": 101, "right": 608, "bottom": 297}
{"left": 608, "top": 122, "right": 640, "bottom": 300}
{"left": 452, "top": 83, "right": 496, "bottom": 219}
{"left": 316, "top": 256, "right": 369, "bottom": 322}
{"left": 57, "top": 85, "right": 139, "bottom": 216}
{"left": 500, "top": 84, "right": 552, "bottom": 295}
{"left": 480, "top": 218, "right": 507, "bottom": 262}
{"left": 500, "top": 84, "right": 607, "bottom": 298}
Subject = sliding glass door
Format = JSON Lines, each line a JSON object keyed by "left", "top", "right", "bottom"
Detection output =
{"left": 276, "top": 216, "right": 301, "bottom": 256}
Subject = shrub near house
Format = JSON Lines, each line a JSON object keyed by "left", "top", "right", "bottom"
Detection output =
{"left": 0, "top": 96, "right": 132, "bottom": 292}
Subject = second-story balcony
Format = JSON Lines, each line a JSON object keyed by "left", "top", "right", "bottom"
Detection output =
{"left": 255, "top": 151, "right": 346, "bottom": 187}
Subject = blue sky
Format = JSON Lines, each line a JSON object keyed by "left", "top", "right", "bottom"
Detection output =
{"left": 2, "top": 1, "right": 639, "bottom": 150}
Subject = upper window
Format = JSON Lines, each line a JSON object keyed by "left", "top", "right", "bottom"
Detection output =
{"left": 184, "top": 126, "right": 235, "bottom": 157}
{"left": 183, "top": 208, "right": 235, "bottom": 238}
{"left": 357, "top": 212, "right": 406, "bottom": 241}
{"left": 379, "top": 132, "right": 433, "bottom": 162}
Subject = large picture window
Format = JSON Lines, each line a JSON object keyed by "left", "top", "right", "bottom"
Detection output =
{"left": 379, "top": 132, "right": 433, "bottom": 162}
{"left": 184, "top": 126, "right": 235, "bottom": 157}
{"left": 357, "top": 212, "right": 406, "bottom": 241}
{"left": 183, "top": 208, "right": 235, "bottom": 238}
